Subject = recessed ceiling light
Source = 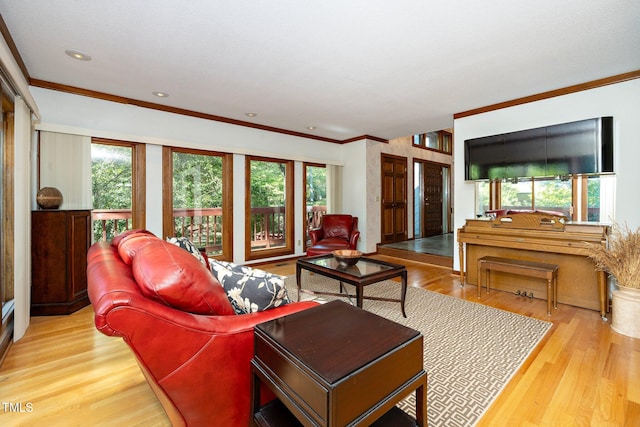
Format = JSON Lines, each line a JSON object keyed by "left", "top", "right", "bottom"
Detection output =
{"left": 306, "top": 126, "right": 316, "bottom": 130}
{"left": 245, "top": 113, "right": 257, "bottom": 117}
{"left": 65, "top": 49, "right": 91, "bottom": 61}
{"left": 152, "top": 91, "right": 169, "bottom": 98}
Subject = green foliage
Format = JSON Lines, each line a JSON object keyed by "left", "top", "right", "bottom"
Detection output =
{"left": 250, "top": 160, "right": 286, "bottom": 208}
{"left": 172, "top": 152, "right": 223, "bottom": 208}
{"left": 535, "top": 180, "right": 571, "bottom": 208}
{"left": 91, "top": 144, "right": 133, "bottom": 241}
{"left": 91, "top": 144, "right": 132, "bottom": 209}
{"left": 306, "top": 166, "right": 326, "bottom": 206}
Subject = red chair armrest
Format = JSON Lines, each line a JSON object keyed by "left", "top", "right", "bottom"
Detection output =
{"left": 309, "top": 228, "right": 324, "bottom": 245}
{"left": 349, "top": 230, "right": 360, "bottom": 249}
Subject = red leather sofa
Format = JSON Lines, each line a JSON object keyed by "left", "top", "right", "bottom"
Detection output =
{"left": 306, "top": 214, "right": 360, "bottom": 256}
{"left": 87, "top": 230, "right": 317, "bottom": 426}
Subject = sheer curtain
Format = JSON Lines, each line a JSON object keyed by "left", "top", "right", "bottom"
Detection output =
{"left": 13, "top": 97, "right": 33, "bottom": 341}
{"left": 39, "top": 131, "right": 92, "bottom": 209}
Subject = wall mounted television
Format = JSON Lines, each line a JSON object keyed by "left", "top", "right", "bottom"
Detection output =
{"left": 464, "top": 116, "right": 613, "bottom": 181}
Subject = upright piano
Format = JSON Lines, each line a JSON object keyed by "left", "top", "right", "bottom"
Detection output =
{"left": 457, "top": 212, "right": 609, "bottom": 319}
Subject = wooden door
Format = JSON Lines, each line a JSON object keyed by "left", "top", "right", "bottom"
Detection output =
{"left": 423, "top": 162, "right": 443, "bottom": 237}
{"left": 381, "top": 154, "right": 407, "bottom": 244}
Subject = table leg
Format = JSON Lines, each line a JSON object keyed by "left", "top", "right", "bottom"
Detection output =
{"left": 251, "top": 366, "right": 261, "bottom": 426}
{"left": 477, "top": 262, "right": 482, "bottom": 298}
{"left": 400, "top": 270, "right": 407, "bottom": 318}
{"left": 415, "top": 377, "right": 427, "bottom": 427}
{"left": 356, "top": 284, "right": 364, "bottom": 309}
{"left": 296, "top": 264, "right": 302, "bottom": 302}
{"left": 554, "top": 273, "right": 558, "bottom": 309}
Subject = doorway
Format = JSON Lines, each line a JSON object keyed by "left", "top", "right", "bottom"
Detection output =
{"left": 414, "top": 160, "right": 450, "bottom": 238}
{"left": 381, "top": 154, "right": 408, "bottom": 244}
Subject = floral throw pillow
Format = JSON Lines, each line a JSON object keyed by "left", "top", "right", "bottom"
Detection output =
{"left": 166, "top": 236, "right": 208, "bottom": 268}
{"left": 209, "top": 259, "right": 290, "bottom": 314}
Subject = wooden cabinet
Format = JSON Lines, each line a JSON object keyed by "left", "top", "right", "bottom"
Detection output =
{"left": 31, "top": 210, "right": 91, "bottom": 315}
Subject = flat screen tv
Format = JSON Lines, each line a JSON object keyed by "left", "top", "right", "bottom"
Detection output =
{"left": 464, "top": 117, "right": 613, "bottom": 181}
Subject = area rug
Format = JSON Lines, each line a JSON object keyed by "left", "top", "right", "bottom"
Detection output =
{"left": 286, "top": 272, "right": 552, "bottom": 427}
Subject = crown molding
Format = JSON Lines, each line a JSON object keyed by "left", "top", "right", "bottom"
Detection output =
{"left": 454, "top": 70, "right": 640, "bottom": 119}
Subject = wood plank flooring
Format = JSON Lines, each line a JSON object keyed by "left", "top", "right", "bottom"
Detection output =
{"left": 1, "top": 255, "right": 638, "bottom": 426}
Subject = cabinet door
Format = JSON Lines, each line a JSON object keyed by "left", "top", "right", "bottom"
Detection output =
{"left": 68, "top": 211, "right": 90, "bottom": 299}
{"left": 31, "top": 211, "right": 67, "bottom": 304}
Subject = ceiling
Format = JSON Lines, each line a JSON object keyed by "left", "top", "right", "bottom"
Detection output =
{"left": 1, "top": 1, "right": 639, "bottom": 142}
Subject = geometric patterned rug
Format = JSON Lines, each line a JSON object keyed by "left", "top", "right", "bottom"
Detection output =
{"left": 287, "top": 272, "right": 552, "bottom": 427}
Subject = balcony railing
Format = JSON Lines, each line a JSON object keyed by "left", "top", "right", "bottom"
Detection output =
{"left": 92, "top": 209, "right": 134, "bottom": 242}
{"left": 91, "top": 205, "right": 326, "bottom": 254}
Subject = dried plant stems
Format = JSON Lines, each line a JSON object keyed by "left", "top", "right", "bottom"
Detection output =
{"left": 586, "top": 223, "right": 640, "bottom": 289}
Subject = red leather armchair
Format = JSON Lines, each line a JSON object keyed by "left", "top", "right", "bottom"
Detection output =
{"left": 307, "top": 214, "right": 360, "bottom": 256}
{"left": 87, "top": 230, "right": 317, "bottom": 426}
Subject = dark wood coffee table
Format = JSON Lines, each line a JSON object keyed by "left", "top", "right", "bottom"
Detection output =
{"left": 252, "top": 300, "right": 427, "bottom": 426}
{"left": 296, "top": 255, "right": 408, "bottom": 317}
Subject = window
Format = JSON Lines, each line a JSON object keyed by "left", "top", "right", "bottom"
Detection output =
{"left": 500, "top": 179, "right": 533, "bottom": 210}
{"left": 163, "top": 148, "right": 232, "bottom": 260}
{"left": 246, "top": 156, "right": 294, "bottom": 260}
{"left": 476, "top": 181, "right": 490, "bottom": 218}
{"left": 476, "top": 175, "right": 615, "bottom": 222}
{"left": 91, "top": 138, "right": 145, "bottom": 242}
{"left": 412, "top": 129, "right": 453, "bottom": 154}
{"left": 534, "top": 178, "right": 572, "bottom": 217}
{"left": 304, "top": 163, "right": 327, "bottom": 249}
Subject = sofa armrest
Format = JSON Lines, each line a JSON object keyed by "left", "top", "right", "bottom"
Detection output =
{"left": 103, "top": 300, "right": 318, "bottom": 426}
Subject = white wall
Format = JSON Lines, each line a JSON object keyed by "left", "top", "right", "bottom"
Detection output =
{"left": 32, "top": 87, "right": 345, "bottom": 165}
{"left": 31, "top": 87, "right": 351, "bottom": 264}
{"left": 453, "top": 79, "right": 640, "bottom": 271}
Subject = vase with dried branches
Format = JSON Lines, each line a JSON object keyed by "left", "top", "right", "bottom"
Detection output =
{"left": 586, "top": 223, "right": 640, "bottom": 338}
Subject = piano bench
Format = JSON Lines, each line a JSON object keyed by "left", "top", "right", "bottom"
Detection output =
{"left": 477, "top": 256, "right": 559, "bottom": 315}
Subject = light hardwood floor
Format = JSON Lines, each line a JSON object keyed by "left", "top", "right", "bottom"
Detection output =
{"left": 1, "top": 255, "right": 638, "bottom": 426}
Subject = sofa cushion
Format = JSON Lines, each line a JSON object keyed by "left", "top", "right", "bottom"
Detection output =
{"left": 209, "top": 260, "right": 290, "bottom": 314}
{"left": 112, "top": 229, "right": 155, "bottom": 247}
{"left": 166, "top": 236, "right": 208, "bottom": 268}
{"left": 118, "top": 233, "right": 159, "bottom": 265}
{"left": 132, "top": 240, "right": 235, "bottom": 315}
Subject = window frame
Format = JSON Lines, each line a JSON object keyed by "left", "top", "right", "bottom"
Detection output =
{"left": 412, "top": 130, "right": 453, "bottom": 154}
{"left": 162, "top": 146, "right": 233, "bottom": 261}
{"left": 303, "top": 162, "right": 327, "bottom": 251}
{"left": 245, "top": 155, "right": 294, "bottom": 260}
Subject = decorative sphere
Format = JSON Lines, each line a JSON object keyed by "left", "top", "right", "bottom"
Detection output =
{"left": 36, "top": 187, "right": 63, "bottom": 209}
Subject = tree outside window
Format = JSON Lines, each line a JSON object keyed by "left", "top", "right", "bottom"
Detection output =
{"left": 170, "top": 150, "right": 228, "bottom": 257}
{"left": 91, "top": 143, "right": 133, "bottom": 242}
{"left": 246, "top": 157, "right": 294, "bottom": 259}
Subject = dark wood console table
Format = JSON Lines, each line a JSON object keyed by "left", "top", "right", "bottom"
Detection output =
{"left": 252, "top": 300, "right": 427, "bottom": 426}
